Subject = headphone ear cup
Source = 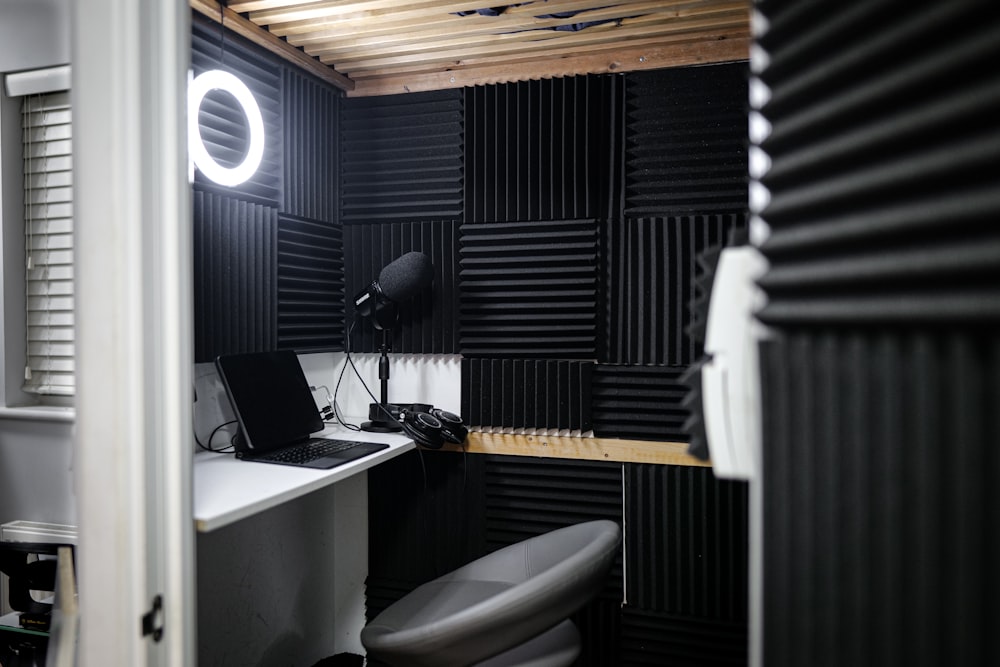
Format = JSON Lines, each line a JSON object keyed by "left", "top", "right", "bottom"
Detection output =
{"left": 400, "top": 410, "right": 445, "bottom": 449}
{"left": 430, "top": 408, "right": 468, "bottom": 444}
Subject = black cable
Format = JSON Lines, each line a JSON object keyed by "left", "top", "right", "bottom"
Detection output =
{"left": 195, "top": 419, "right": 238, "bottom": 453}
{"left": 341, "top": 317, "right": 400, "bottom": 425}
{"left": 343, "top": 315, "right": 430, "bottom": 492}
{"left": 329, "top": 327, "right": 362, "bottom": 431}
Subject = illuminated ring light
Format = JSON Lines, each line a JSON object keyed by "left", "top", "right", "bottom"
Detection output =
{"left": 188, "top": 70, "right": 264, "bottom": 187}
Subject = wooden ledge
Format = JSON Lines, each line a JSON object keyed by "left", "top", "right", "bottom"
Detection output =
{"left": 435, "top": 432, "right": 711, "bottom": 467}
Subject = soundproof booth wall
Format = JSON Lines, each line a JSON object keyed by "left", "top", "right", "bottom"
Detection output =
{"left": 190, "top": 11, "right": 751, "bottom": 664}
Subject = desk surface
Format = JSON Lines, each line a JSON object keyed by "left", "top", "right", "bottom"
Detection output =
{"left": 193, "top": 425, "right": 414, "bottom": 532}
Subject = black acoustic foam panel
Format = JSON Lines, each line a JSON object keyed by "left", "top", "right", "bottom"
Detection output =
{"left": 193, "top": 191, "right": 277, "bottom": 362}
{"left": 756, "top": 2, "right": 1000, "bottom": 327}
{"left": 465, "top": 74, "right": 624, "bottom": 223}
{"left": 343, "top": 221, "right": 460, "bottom": 354}
{"left": 620, "top": 607, "right": 748, "bottom": 667}
{"left": 591, "top": 364, "right": 688, "bottom": 442}
{"left": 191, "top": 14, "right": 283, "bottom": 207}
{"left": 761, "top": 332, "right": 1000, "bottom": 667}
{"left": 603, "top": 214, "right": 746, "bottom": 366}
{"left": 282, "top": 68, "right": 340, "bottom": 224}
{"left": 461, "top": 358, "right": 593, "bottom": 433}
{"left": 340, "top": 89, "right": 464, "bottom": 225}
{"left": 624, "top": 64, "right": 749, "bottom": 217}
{"left": 625, "top": 464, "right": 748, "bottom": 620}
{"left": 754, "top": 2, "right": 1000, "bottom": 666}
{"left": 276, "top": 213, "right": 344, "bottom": 352}
{"left": 621, "top": 464, "right": 748, "bottom": 665}
{"left": 459, "top": 219, "right": 600, "bottom": 358}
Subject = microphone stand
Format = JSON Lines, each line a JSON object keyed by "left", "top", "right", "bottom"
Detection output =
{"left": 361, "top": 328, "right": 403, "bottom": 432}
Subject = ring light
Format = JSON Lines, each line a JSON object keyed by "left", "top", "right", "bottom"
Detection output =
{"left": 188, "top": 69, "right": 264, "bottom": 187}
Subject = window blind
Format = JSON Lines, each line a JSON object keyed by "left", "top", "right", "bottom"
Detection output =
{"left": 22, "top": 91, "right": 74, "bottom": 396}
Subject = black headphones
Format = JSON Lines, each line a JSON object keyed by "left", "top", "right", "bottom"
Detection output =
{"left": 398, "top": 405, "right": 469, "bottom": 449}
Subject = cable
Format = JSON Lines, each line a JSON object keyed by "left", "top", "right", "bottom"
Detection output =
{"left": 195, "top": 419, "right": 238, "bottom": 453}
{"left": 342, "top": 316, "right": 431, "bottom": 493}
{"left": 339, "top": 317, "right": 400, "bottom": 426}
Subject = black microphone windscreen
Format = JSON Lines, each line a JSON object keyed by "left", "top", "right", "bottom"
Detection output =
{"left": 377, "top": 251, "right": 433, "bottom": 301}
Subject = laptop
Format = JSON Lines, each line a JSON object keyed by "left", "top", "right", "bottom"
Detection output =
{"left": 215, "top": 350, "right": 389, "bottom": 469}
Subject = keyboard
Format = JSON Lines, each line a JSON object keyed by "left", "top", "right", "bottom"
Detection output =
{"left": 258, "top": 438, "right": 370, "bottom": 465}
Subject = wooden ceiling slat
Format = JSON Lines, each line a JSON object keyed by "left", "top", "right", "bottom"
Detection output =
{"left": 292, "top": 0, "right": 734, "bottom": 55}
{"left": 252, "top": 0, "right": 642, "bottom": 29}
{"left": 287, "top": 2, "right": 653, "bottom": 47}
{"left": 349, "top": 25, "right": 748, "bottom": 79}
{"left": 347, "top": 31, "right": 750, "bottom": 97}
{"left": 304, "top": 2, "right": 743, "bottom": 62}
{"left": 227, "top": 0, "right": 326, "bottom": 13}
{"left": 255, "top": 1, "right": 495, "bottom": 33}
{"left": 323, "top": 12, "right": 749, "bottom": 73}
{"left": 196, "top": 0, "right": 751, "bottom": 96}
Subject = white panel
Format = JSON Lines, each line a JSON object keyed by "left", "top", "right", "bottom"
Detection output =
{"left": 304, "top": 352, "right": 463, "bottom": 423}
{"left": 196, "top": 483, "right": 346, "bottom": 667}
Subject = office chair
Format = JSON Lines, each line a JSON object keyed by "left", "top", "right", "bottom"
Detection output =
{"left": 361, "top": 519, "right": 621, "bottom": 667}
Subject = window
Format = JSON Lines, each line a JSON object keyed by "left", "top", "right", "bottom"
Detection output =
{"left": 21, "top": 90, "right": 73, "bottom": 396}
{"left": 1, "top": 65, "right": 74, "bottom": 408}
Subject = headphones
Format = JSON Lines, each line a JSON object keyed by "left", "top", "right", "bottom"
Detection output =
{"left": 398, "top": 405, "right": 469, "bottom": 449}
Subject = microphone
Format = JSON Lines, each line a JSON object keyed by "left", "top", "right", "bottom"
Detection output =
{"left": 354, "top": 251, "right": 433, "bottom": 329}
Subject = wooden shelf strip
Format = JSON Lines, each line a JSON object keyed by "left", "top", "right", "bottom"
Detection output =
{"left": 435, "top": 431, "right": 712, "bottom": 467}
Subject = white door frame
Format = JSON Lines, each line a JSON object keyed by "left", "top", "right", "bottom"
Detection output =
{"left": 72, "top": 1, "right": 194, "bottom": 665}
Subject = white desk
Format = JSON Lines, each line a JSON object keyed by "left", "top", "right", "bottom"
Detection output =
{"left": 193, "top": 424, "right": 414, "bottom": 532}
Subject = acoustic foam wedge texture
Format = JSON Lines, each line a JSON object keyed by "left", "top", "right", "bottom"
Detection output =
{"left": 276, "top": 213, "right": 344, "bottom": 352}
{"left": 193, "top": 191, "right": 277, "bottom": 361}
{"left": 461, "top": 358, "right": 593, "bottom": 433}
{"left": 340, "top": 90, "right": 464, "bottom": 225}
{"left": 459, "top": 219, "right": 600, "bottom": 359}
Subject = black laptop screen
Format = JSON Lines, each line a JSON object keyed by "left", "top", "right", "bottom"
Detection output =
{"left": 215, "top": 351, "right": 324, "bottom": 452}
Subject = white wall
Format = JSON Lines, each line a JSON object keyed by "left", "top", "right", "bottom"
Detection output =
{"left": 0, "top": 0, "right": 70, "bottom": 74}
{"left": 0, "top": 0, "right": 76, "bottom": 529}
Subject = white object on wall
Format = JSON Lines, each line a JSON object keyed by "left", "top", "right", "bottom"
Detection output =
{"left": 187, "top": 69, "right": 265, "bottom": 186}
{"left": 700, "top": 245, "right": 769, "bottom": 480}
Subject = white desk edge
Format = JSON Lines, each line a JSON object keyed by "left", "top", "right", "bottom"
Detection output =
{"left": 193, "top": 425, "right": 415, "bottom": 532}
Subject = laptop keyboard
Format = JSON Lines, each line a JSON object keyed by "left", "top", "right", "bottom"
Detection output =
{"left": 258, "top": 438, "right": 369, "bottom": 465}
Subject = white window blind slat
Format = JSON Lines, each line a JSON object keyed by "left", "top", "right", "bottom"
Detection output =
{"left": 28, "top": 311, "right": 73, "bottom": 327}
{"left": 28, "top": 217, "right": 72, "bottom": 236}
{"left": 22, "top": 90, "right": 74, "bottom": 396}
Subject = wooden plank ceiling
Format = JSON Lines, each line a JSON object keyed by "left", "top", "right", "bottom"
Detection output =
{"left": 219, "top": 0, "right": 752, "bottom": 96}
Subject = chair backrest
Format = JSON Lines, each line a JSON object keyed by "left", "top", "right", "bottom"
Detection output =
{"left": 362, "top": 519, "right": 622, "bottom": 666}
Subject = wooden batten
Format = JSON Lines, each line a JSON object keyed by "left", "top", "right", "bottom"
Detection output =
{"left": 435, "top": 432, "right": 712, "bottom": 467}
{"left": 348, "top": 31, "right": 750, "bottom": 97}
